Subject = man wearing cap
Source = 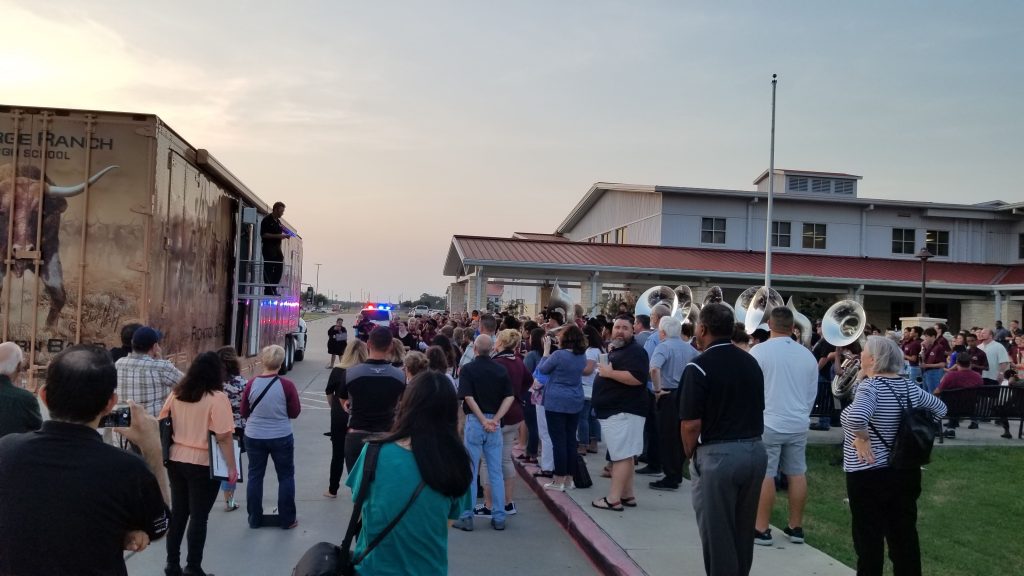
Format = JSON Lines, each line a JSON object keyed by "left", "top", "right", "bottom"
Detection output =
{"left": 115, "top": 327, "right": 184, "bottom": 417}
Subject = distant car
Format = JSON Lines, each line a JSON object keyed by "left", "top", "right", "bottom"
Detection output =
{"left": 413, "top": 305, "right": 429, "bottom": 317}
{"left": 292, "top": 317, "right": 307, "bottom": 362}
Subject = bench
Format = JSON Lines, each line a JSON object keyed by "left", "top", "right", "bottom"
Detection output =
{"left": 937, "top": 385, "right": 1024, "bottom": 443}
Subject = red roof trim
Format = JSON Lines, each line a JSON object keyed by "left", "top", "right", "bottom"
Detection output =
{"left": 449, "top": 235, "right": 1024, "bottom": 287}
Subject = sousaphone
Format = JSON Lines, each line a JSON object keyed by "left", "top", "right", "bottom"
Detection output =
{"left": 634, "top": 285, "right": 678, "bottom": 319}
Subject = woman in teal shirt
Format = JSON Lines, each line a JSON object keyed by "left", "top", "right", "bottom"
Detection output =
{"left": 346, "top": 371, "right": 473, "bottom": 575}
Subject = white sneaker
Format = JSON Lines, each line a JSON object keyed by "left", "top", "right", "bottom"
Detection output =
{"left": 543, "top": 481, "right": 566, "bottom": 492}
{"left": 504, "top": 502, "right": 518, "bottom": 516}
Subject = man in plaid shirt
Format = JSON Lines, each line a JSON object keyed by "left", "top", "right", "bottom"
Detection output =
{"left": 114, "top": 327, "right": 183, "bottom": 417}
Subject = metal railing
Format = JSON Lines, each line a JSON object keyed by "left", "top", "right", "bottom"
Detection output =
{"left": 236, "top": 259, "right": 297, "bottom": 299}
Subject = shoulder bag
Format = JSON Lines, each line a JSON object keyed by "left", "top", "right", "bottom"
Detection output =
{"left": 159, "top": 410, "right": 174, "bottom": 466}
{"left": 868, "top": 380, "right": 937, "bottom": 469}
{"left": 247, "top": 376, "right": 281, "bottom": 415}
{"left": 292, "top": 443, "right": 427, "bottom": 576}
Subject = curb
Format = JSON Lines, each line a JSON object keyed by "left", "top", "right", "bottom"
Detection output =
{"left": 514, "top": 453, "right": 645, "bottom": 576}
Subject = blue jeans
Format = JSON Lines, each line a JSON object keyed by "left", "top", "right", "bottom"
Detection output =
{"left": 907, "top": 366, "right": 922, "bottom": 386}
{"left": 245, "top": 434, "right": 296, "bottom": 528}
{"left": 463, "top": 416, "right": 506, "bottom": 522}
{"left": 577, "top": 400, "right": 592, "bottom": 446}
{"left": 922, "top": 369, "right": 943, "bottom": 393}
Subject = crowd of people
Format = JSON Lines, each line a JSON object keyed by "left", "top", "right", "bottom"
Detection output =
{"left": 0, "top": 301, "right": 1021, "bottom": 576}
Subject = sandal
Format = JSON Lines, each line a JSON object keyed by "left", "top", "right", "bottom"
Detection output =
{"left": 600, "top": 467, "right": 612, "bottom": 478}
{"left": 621, "top": 497, "right": 637, "bottom": 508}
{"left": 591, "top": 497, "right": 624, "bottom": 511}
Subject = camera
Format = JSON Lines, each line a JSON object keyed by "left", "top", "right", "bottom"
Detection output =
{"left": 98, "top": 405, "right": 132, "bottom": 428}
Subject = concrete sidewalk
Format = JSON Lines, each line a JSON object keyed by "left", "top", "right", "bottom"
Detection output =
{"left": 517, "top": 451, "right": 853, "bottom": 576}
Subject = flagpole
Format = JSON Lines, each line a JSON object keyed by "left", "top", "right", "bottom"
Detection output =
{"left": 764, "top": 74, "right": 778, "bottom": 291}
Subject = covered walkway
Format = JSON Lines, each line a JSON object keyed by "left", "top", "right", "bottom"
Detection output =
{"left": 443, "top": 235, "right": 1024, "bottom": 328}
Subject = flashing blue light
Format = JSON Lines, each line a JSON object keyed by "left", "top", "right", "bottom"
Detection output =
{"left": 377, "top": 305, "right": 385, "bottom": 309}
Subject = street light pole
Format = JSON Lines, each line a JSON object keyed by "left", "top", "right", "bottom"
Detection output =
{"left": 917, "top": 247, "right": 933, "bottom": 316}
{"left": 315, "top": 263, "right": 322, "bottom": 306}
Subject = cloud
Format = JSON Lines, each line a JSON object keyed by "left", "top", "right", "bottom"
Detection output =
{"left": 1, "top": 1, "right": 417, "bottom": 153}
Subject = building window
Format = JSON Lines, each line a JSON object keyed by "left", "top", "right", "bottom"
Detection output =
{"left": 811, "top": 179, "right": 831, "bottom": 193}
{"left": 925, "top": 230, "right": 949, "bottom": 257}
{"left": 802, "top": 223, "right": 827, "bottom": 249}
{"left": 892, "top": 228, "right": 915, "bottom": 254}
{"left": 613, "top": 227, "right": 627, "bottom": 244}
{"left": 701, "top": 218, "right": 726, "bottom": 244}
{"left": 771, "top": 221, "right": 791, "bottom": 247}
{"left": 587, "top": 237, "right": 595, "bottom": 243}
{"left": 787, "top": 177, "right": 808, "bottom": 192}
{"left": 834, "top": 180, "right": 854, "bottom": 195}
{"left": 1019, "top": 234, "right": 1024, "bottom": 259}
{"left": 599, "top": 232, "right": 610, "bottom": 243}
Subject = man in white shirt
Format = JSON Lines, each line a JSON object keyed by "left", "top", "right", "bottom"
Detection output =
{"left": 748, "top": 307, "right": 818, "bottom": 546}
{"left": 459, "top": 314, "right": 498, "bottom": 368}
{"left": 978, "top": 328, "right": 1010, "bottom": 386}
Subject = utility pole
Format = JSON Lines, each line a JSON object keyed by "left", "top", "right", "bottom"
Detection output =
{"left": 764, "top": 74, "right": 778, "bottom": 291}
{"left": 315, "top": 263, "right": 322, "bottom": 306}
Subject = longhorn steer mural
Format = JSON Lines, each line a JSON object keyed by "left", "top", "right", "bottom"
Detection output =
{"left": 0, "top": 163, "right": 119, "bottom": 327}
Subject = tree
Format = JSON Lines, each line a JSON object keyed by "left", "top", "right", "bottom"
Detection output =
{"left": 412, "top": 293, "right": 446, "bottom": 310}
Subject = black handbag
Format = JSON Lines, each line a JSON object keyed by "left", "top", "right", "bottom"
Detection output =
{"left": 292, "top": 443, "right": 426, "bottom": 576}
{"left": 159, "top": 414, "right": 174, "bottom": 466}
{"left": 869, "top": 380, "right": 937, "bottom": 470}
{"left": 573, "top": 454, "right": 593, "bottom": 489}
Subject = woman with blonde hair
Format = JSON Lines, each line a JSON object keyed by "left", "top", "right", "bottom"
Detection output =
{"left": 324, "top": 340, "right": 368, "bottom": 497}
{"left": 403, "top": 351, "right": 430, "bottom": 381}
{"left": 389, "top": 339, "right": 406, "bottom": 367}
{"left": 241, "top": 345, "right": 301, "bottom": 528}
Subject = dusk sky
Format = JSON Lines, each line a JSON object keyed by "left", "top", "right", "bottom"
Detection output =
{"left": 6, "top": 1, "right": 1021, "bottom": 302}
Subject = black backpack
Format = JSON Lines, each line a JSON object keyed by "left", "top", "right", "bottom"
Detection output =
{"left": 869, "top": 380, "right": 937, "bottom": 469}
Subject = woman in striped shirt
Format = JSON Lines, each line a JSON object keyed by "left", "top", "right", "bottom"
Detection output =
{"left": 841, "top": 335, "right": 946, "bottom": 576}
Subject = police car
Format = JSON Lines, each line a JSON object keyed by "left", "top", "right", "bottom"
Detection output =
{"left": 361, "top": 304, "right": 394, "bottom": 328}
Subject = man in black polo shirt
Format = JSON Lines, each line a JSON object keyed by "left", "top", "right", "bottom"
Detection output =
{"left": 680, "top": 304, "right": 766, "bottom": 576}
{"left": 261, "top": 201, "right": 289, "bottom": 295}
{"left": 590, "top": 315, "right": 649, "bottom": 511}
{"left": 454, "top": 335, "right": 515, "bottom": 531}
{"left": 339, "top": 327, "right": 407, "bottom": 472}
{"left": 0, "top": 345, "right": 170, "bottom": 576}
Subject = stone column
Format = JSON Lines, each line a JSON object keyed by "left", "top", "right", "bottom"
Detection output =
{"left": 580, "top": 273, "right": 603, "bottom": 316}
{"left": 448, "top": 282, "right": 467, "bottom": 312}
{"left": 536, "top": 285, "right": 552, "bottom": 316}
{"left": 960, "top": 298, "right": 996, "bottom": 331}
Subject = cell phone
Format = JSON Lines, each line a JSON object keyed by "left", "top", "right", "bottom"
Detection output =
{"left": 599, "top": 353, "right": 609, "bottom": 365}
{"left": 98, "top": 405, "right": 131, "bottom": 428}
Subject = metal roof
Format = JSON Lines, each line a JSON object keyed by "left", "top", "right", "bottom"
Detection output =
{"left": 445, "top": 235, "right": 1024, "bottom": 291}
{"left": 753, "top": 168, "right": 863, "bottom": 184}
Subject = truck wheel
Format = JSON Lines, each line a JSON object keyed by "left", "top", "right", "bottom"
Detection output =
{"left": 295, "top": 348, "right": 304, "bottom": 362}
{"left": 280, "top": 337, "right": 293, "bottom": 375}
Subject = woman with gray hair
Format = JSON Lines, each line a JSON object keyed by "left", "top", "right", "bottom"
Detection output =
{"left": 841, "top": 335, "right": 946, "bottom": 576}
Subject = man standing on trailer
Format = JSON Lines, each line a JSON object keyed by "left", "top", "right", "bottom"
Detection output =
{"left": 261, "top": 202, "right": 289, "bottom": 295}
